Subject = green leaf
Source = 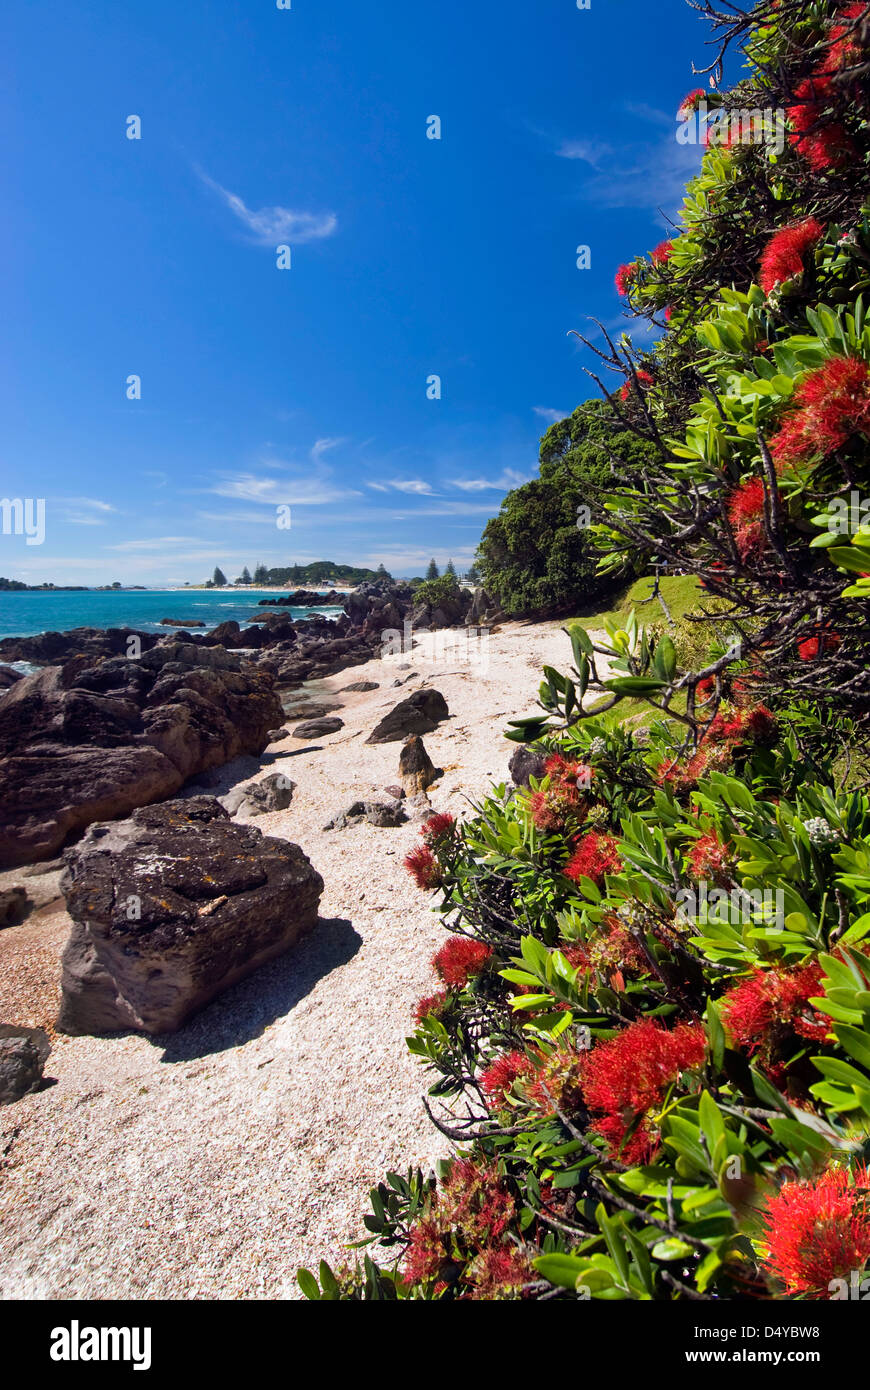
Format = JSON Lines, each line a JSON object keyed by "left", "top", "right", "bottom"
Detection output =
{"left": 296, "top": 1268, "right": 322, "bottom": 1301}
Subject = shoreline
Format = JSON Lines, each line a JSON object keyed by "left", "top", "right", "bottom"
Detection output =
{"left": 0, "top": 618, "right": 570, "bottom": 1299}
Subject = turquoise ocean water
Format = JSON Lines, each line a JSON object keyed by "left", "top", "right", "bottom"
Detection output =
{"left": 0, "top": 589, "right": 343, "bottom": 641}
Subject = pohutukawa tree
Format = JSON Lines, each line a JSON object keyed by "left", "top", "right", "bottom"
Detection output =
{"left": 558, "top": 0, "right": 870, "bottom": 741}
{"left": 299, "top": 2, "right": 870, "bottom": 1305}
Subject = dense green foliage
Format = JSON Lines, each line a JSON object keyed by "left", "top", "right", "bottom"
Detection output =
{"left": 476, "top": 400, "right": 657, "bottom": 617}
{"left": 299, "top": 0, "right": 870, "bottom": 1303}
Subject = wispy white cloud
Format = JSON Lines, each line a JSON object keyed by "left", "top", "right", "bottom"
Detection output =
{"left": 54, "top": 496, "right": 119, "bottom": 526}
{"left": 367, "top": 478, "right": 438, "bottom": 496}
{"left": 533, "top": 407, "right": 568, "bottom": 425}
{"left": 209, "top": 472, "right": 356, "bottom": 505}
{"left": 557, "top": 138, "right": 613, "bottom": 167}
{"left": 448, "top": 468, "right": 530, "bottom": 492}
{"left": 310, "top": 437, "right": 347, "bottom": 460}
{"left": 197, "top": 169, "right": 337, "bottom": 246}
{"left": 105, "top": 536, "right": 201, "bottom": 552}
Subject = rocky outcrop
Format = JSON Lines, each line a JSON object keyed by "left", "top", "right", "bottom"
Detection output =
{"left": 366, "top": 689, "right": 449, "bottom": 745}
{"left": 0, "top": 665, "right": 22, "bottom": 694}
{"left": 342, "top": 680, "right": 379, "bottom": 693}
{"left": 160, "top": 618, "right": 205, "bottom": 628}
{"left": 0, "top": 1026, "right": 51, "bottom": 1104}
{"left": 0, "top": 626, "right": 162, "bottom": 666}
{"left": 57, "top": 798, "right": 324, "bottom": 1036}
{"left": 465, "top": 587, "right": 505, "bottom": 628}
{"left": 258, "top": 590, "right": 344, "bottom": 608}
{"left": 399, "top": 735, "right": 439, "bottom": 795}
{"left": 410, "top": 589, "right": 474, "bottom": 631}
{"left": 0, "top": 643, "right": 284, "bottom": 868}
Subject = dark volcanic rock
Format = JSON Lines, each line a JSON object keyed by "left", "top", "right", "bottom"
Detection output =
{"left": 0, "top": 643, "right": 284, "bottom": 868}
{"left": 0, "top": 665, "right": 22, "bottom": 694}
{"left": 366, "top": 690, "right": 449, "bottom": 745}
{"left": 0, "top": 1025, "right": 51, "bottom": 1104}
{"left": 0, "top": 626, "right": 162, "bottom": 667}
{"left": 0, "top": 887, "right": 29, "bottom": 928}
{"left": 324, "top": 799, "right": 407, "bottom": 830}
{"left": 160, "top": 618, "right": 205, "bottom": 628}
{"left": 292, "top": 716, "right": 344, "bottom": 739}
{"left": 509, "top": 746, "right": 548, "bottom": 789}
{"left": 57, "top": 798, "right": 323, "bottom": 1036}
{"left": 342, "top": 680, "right": 379, "bottom": 693}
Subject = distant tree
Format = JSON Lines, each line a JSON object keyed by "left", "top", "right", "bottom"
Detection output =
{"left": 212, "top": 567, "right": 227, "bottom": 588}
{"left": 253, "top": 563, "right": 269, "bottom": 584}
{"left": 376, "top": 563, "right": 390, "bottom": 579}
{"left": 465, "top": 563, "right": 482, "bottom": 585}
{"left": 445, "top": 558, "right": 457, "bottom": 577}
{"left": 426, "top": 558, "right": 440, "bottom": 581}
{"left": 237, "top": 566, "right": 252, "bottom": 585}
{"left": 476, "top": 399, "right": 656, "bottom": 616}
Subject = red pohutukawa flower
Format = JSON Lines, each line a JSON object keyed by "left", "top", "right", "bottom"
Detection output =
{"left": 439, "top": 1159, "right": 515, "bottom": 1246}
{"left": 528, "top": 756, "right": 593, "bottom": 832}
{"left": 721, "top": 963, "right": 829, "bottom": 1079}
{"left": 798, "top": 630, "right": 842, "bottom": 661}
{"left": 422, "top": 812, "right": 456, "bottom": 846}
{"left": 686, "top": 831, "right": 732, "bottom": 880}
{"left": 821, "top": 3, "right": 867, "bottom": 75}
{"left": 651, "top": 240, "right": 674, "bottom": 265}
{"left": 727, "top": 476, "right": 768, "bottom": 559}
{"left": 480, "top": 1051, "right": 532, "bottom": 1108}
{"left": 787, "top": 75, "right": 853, "bottom": 170}
{"left": 770, "top": 355, "right": 870, "bottom": 468}
{"left": 414, "top": 991, "right": 450, "bottom": 1024}
{"left": 563, "top": 832, "right": 623, "bottom": 886}
{"left": 619, "top": 369, "right": 654, "bottom": 402}
{"left": 762, "top": 1166, "right": 870, "bottom": 1297}
{"left": 581, "top": 1019, "right": 706, "bottom": 1163}
{"left": 614, "top": 262, "right": 638, "bottom": 296}
{"left": 432, "top": 935, "right": 492, "bottom": 988}
{"left": 403, "top": 1218, "right": 449, "bottom": 1284}
{"left": 758, "top": 218, "right": 824, "bottom": 296}
{"left": 404, "top": 843, "right": 442, "bottom": 890}
{"left": 677, "top": 87, "right": 707, "bottom": 122}
{"left": 468, "top": 1244, "right": 533, "bottom": 1300}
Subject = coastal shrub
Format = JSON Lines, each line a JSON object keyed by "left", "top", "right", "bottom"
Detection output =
{"left": 298, "top": 0, "right": 870, "bottom": 1301}
{"left": 300, "top": 692, "right": 870, "bottom": 1300}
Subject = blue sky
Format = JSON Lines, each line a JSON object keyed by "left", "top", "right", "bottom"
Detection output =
{"left": 2, "top": 0, "right": 713, "bottom": 585}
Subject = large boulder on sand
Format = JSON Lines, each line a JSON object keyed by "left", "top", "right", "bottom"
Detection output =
{"left": 57, "top": 798, "right": 324, "bottom": 1036}
{"left": 365, "top": 689, "right": 449, "bottom": 745}
{"left": 0, "top": 643, "right": 284, "bottom": 869}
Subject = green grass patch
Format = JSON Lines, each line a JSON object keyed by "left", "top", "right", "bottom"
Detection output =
{"left": 568, "top": 574, "right": 706, "bottom": 631}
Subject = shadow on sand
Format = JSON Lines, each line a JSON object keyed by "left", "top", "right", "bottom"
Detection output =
{"left": 156, "top": 916, "right": 362, "bottom": 1064}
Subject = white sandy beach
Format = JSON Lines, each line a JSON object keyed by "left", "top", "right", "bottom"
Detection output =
{"left": 0, "top": 618, "right": 576, "bottom": 1300}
